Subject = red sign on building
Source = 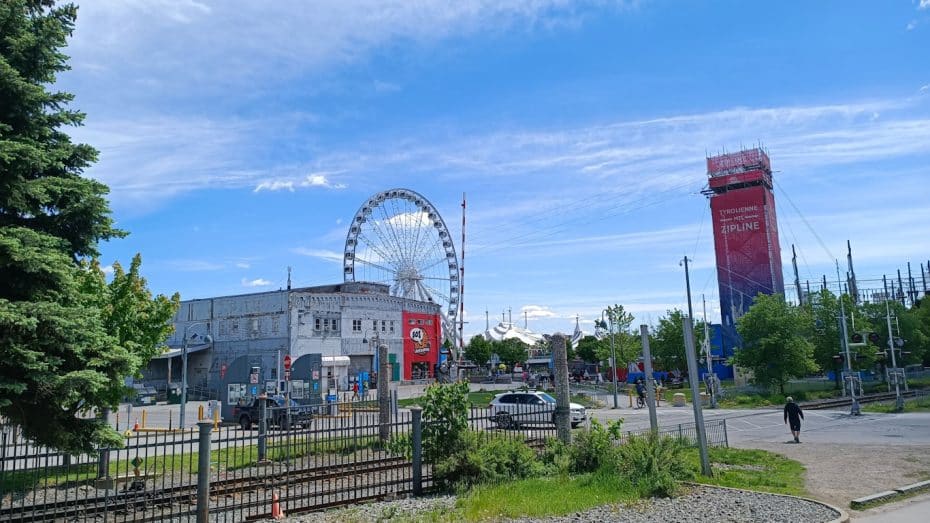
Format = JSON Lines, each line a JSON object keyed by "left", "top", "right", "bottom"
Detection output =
{"left": 401, "top": 311, "right": 441, "bottom": 380}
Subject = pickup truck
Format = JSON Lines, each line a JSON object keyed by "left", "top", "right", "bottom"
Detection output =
{"left": 233, "top": 396, "right": 314, "bottom": 431}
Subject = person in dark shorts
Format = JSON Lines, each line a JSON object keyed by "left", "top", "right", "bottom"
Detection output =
{"left": 783, "top": 396, "right": 804, "bottom": 443}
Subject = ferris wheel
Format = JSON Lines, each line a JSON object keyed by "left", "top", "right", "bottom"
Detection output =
{"left": 343, "top": 188, "right": 461, "bottom": 349}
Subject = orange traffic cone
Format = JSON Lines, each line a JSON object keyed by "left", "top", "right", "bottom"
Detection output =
{"left": 271, "top": 492, "right": 285, "bottom": 520}
{"left": 133, "top": 419, "right": 140, "bottom": 432}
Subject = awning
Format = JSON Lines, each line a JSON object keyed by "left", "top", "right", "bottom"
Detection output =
{"left": 152, "top": 343, "right": 212, "bottom": 360}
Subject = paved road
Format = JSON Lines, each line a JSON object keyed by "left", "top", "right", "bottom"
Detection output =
{"left": 855, "top": 493, "right": 930, "bottom": 522}
{"left": 586, "top": 405, "right": 930, "bottom": 446}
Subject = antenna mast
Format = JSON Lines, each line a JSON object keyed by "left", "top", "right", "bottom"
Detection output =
{"left": 459, "top": 193, "right": 466, "bottom": 357}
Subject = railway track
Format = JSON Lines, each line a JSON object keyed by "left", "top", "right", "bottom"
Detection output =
{"left": 0, "top": 456, "right": 412, "bottom": 522}
{"left": 803, "top": 389, "right": 920, "bottom": 410}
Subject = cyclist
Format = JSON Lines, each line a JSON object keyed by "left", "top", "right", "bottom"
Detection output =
{"left": 635, "top": 378, "right": 646, "bottom": 408}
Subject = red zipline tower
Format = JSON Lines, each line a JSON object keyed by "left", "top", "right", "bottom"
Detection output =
{"left": 706, "top": 147, "right": 784, "bottom": 329}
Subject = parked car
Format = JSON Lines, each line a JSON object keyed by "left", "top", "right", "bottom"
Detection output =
{"left": 233, "top": 396, "right": 314, "bottom": 431}
{"left": 130, "top": 384, "right": 157, "bottom": 406}
{"left": 488, "top": 391, "right": 586, "bottom": 429}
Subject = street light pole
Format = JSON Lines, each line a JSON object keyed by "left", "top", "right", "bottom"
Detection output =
{"left": 609, "top": 314, "right": 618, "bottom": 409}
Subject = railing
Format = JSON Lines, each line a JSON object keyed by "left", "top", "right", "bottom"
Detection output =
{"left": 622, "top": 419, "right": 729, "bottom": 448}
{"left": 0, "top": 399, "right": 420, "bottom": 522}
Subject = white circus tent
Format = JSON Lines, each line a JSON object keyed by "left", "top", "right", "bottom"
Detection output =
{"left": 483, "top": 322, "right": 544, "bottom": 346}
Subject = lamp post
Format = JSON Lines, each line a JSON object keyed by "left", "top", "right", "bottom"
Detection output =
{"left": 180, "top": 322, "right": 212, "bottom": 430}
{"left": 598, "top": 311, "right": 619, "bottom": 409}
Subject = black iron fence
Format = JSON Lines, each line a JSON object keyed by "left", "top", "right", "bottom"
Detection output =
{"left": 0, "top": 399, "right": 420, "bottom": 522}
{"left": 1, "top": 398, "right": 726, "bottom": 522}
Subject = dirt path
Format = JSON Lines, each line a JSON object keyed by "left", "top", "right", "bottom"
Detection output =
{"left": 731, "top": 440, "right": 930, "bottom": 510}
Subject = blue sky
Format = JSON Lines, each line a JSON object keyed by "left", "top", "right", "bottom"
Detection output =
{"left": 61, "top": 0, "right": 930, "bottom": 338}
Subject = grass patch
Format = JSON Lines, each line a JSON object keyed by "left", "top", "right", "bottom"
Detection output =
{"left": 862, "top": 395, "right": 930, "bottom": 413}
{"left": 459, "top": 471, "right": 641, "bottom": 520}
{"left": 684, "top": 447, "right": 806, "bottom": 496}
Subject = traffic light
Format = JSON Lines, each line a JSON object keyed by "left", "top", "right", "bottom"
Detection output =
{"left": 868, "top": 332, "right": 880, "bottom": 344}
{"left": 851, "top": 333, "right": 863, "bottom": 344}
{"left": 832, "top": 354, "right": 844, "bottom": 363}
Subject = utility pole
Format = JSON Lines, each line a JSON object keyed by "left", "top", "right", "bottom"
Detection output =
{"left": 702, "top": 295, "right": 717, "bottom": 408}
{"left": 683, "top": 316, "right": 712, "bottom": 476}
{"left": 884, "top": 279, "right": 903, "bottom": 411}
{"left": 792, "top": 245, "right": 803, "bottom": 306}
{"left": 836, "top": 261, "right": 860, "bottom": 416}
{"left": 640, "top": 325, "right": 658, "bottom": 432}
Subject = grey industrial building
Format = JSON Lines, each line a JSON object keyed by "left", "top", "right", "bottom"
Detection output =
{"left": 141, "top": 281, "right": 441, "bottom": 410}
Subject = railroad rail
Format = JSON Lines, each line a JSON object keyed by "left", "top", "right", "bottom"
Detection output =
{"left": 803, "top": 390, "right": 920, "bottom": 410}
{"left": 0, "top": 456, "right": 412, "bottom": 522}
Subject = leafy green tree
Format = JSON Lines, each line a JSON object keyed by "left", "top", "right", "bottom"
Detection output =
{"left": 0, "top": 1, "right": 175, "bottom": 453}
{"left": 575, "top": 334, "right": 604, "bottom": 363}
{"left": 464, "top": 334, "right": 493, "bottom": 366}
{"left": 861, "top": 298, "right": 929, "bottom": 368}
{"left": 650, "top": 309, "right": 706, "bottom": 372}
{"left": 492, "top": 338, "right": 529, "bottom": 367}
{"left": 732, "top": 294, "right": 818, "bottom": 394}
{"left": 79, "top": 256, "right": 180, "bottom": 369}
{"left": 806, "top": 290, "right": 877, "bottom": 385}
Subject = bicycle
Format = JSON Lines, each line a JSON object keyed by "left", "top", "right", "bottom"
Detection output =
{"left": 636, "top": 394, "right": 646, "bottom": 409}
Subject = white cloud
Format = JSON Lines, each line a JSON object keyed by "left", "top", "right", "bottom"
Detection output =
{"left": 521, "top": 305, "right": 557, "bottom": 319}
{"left": 301, "top": 173, "right": 347, "bottom": 189}
{"left": 101, "top": 264, "right": 115, "bottom": 275}
{"left": 292, "top": 248, "right": 344, "bottom": 264}
{"left": 235, "top": 262, "right": 251, "bottom": 269}
{"left": 253, "top": 180, "right": 295, "bottom": 192}
{"left": 241, "top": 277, "right": 272, "bottom": 287}
{"left": 69, "top": 1, "right": 627, "bottom": 93}
{"left": 921, "top": 84, "right": 930, "bottom": 93}
{"left": 907, "top": 20, "right": 918, "bottom": 30}
{"left": 921, "top": 0, "right": 930, "bottom": 10}
{"left": 253, "top": 173, "right": 346, "bottom": 193}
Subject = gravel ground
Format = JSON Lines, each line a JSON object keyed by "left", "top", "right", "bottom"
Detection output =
{"left": 278, "top": 485, "right": 839, "bottom": 522}
{"left": 730, "top": 440, "right": 930, "bottom": 509}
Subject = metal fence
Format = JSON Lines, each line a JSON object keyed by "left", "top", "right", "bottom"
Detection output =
{"left": 0, "top": 399, "right": 420, "bottom": 522}
{"left": 1, "top": 399, "right": 724, "bottom": 522}
{"left": 622, "top": 419, "right": 729, "bottom": 448}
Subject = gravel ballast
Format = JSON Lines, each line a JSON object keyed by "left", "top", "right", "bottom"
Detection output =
{"left": 278, "top": 485, "right": 840, "bottom": 522}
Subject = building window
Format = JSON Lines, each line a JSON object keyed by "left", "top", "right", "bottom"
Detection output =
{"left": 417, "top": 319, "right": 423, "bottom": 325}
{"left": 426, "top": 319, "right": 433, "bottom": 326}
{"left": 330, "top": 318, "right": 339, "bottom": 332}
{"left": 372, "top": 320, "right": 377, "bottom": 331}
{"left": 314, "top": 317, "right": 322, "bottom": 332}
{"left": 408, "top": 319, "right": 415, "bottom": 325}
{"left": 380, "top": 320, "right": 387, "bottom": 332}
{"left": 389, "top": 321, "right": 395, "bottom": 333}
{"left": 352, "top": 319, "right": 362, "bottom": 332}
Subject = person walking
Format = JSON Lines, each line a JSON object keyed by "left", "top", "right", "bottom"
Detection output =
{"left": 784, "top": 396, "right": 804, "bottom": 443}
{"left": 351, "top": 381, "right": 360, "bottom": 401}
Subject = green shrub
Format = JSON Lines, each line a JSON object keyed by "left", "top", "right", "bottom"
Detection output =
{"left": 616, "top": 432, "right": 692, "bottom": 497}
{"left": 539, "top": 438, "right": 570, "bottom": 475}
{"left": 433, "top": 432, "right": 542, "bottom": 491}
{"left": 566, "top": 418, "right": 623, "bottom": 474}
{"left": 421, "top": 382, "right": 470, "bottom": 463}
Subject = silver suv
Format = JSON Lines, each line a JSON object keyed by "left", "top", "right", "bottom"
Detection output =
{"left": 488, "top": 391, "right": 586, "bottom": 429}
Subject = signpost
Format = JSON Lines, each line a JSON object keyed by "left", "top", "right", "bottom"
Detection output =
{"left": 283, "top": 354, "right": 293, "bottom": 428}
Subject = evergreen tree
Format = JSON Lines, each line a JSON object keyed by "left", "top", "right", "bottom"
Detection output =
{"left": 0, "top": 1, "right": 176, "bottom": 452}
